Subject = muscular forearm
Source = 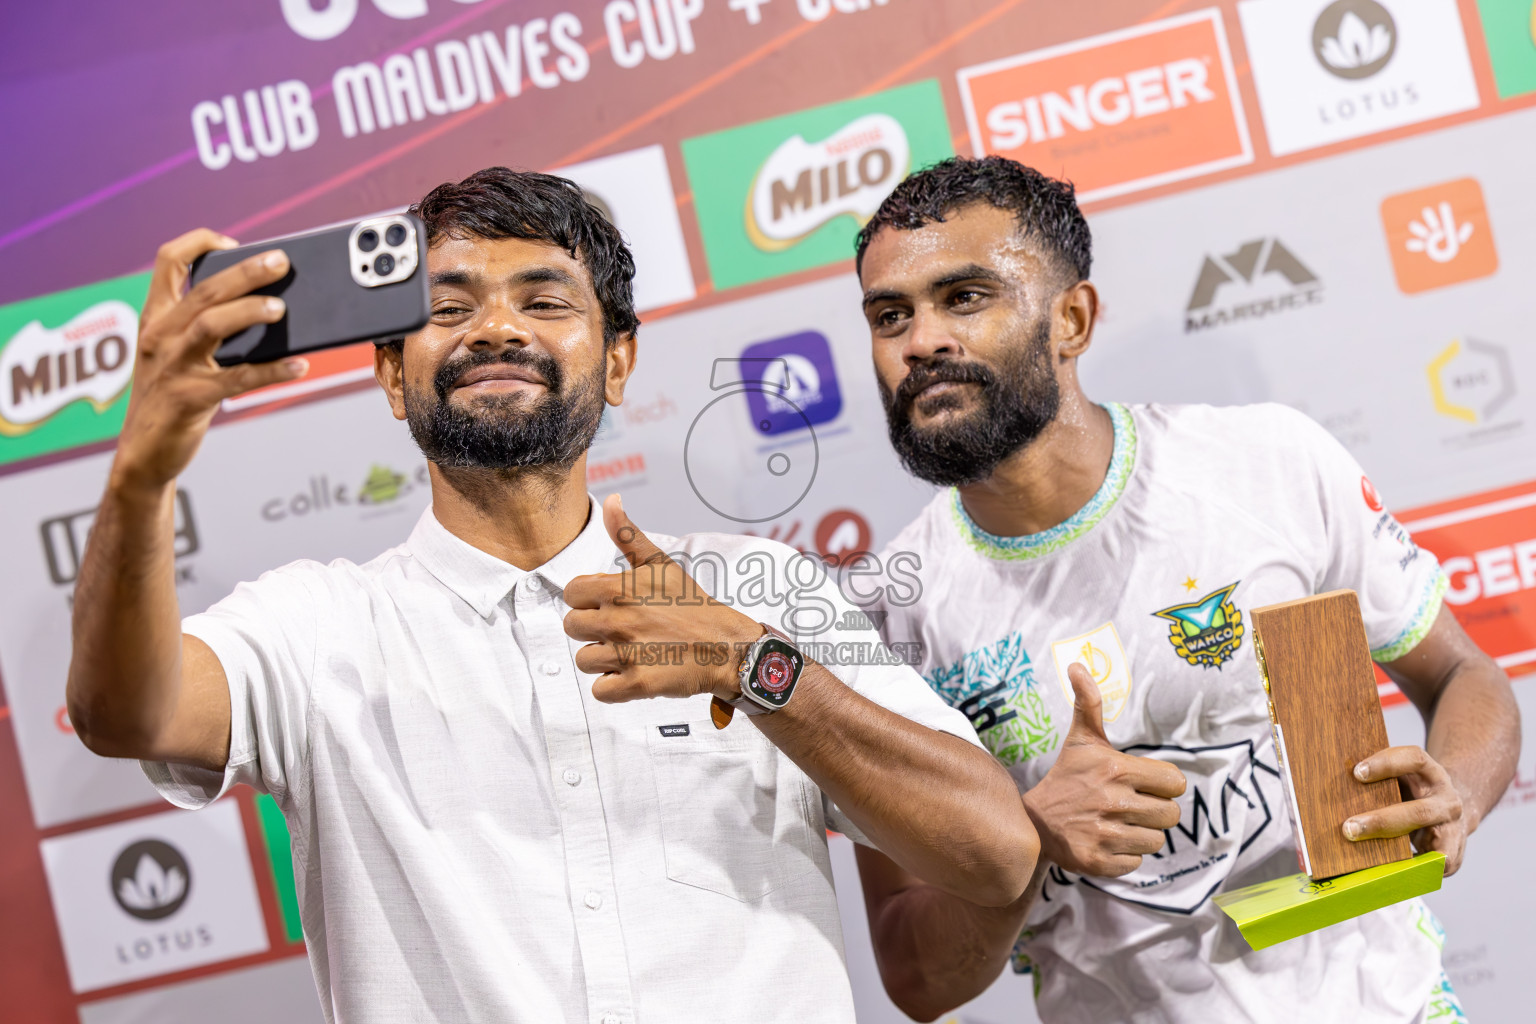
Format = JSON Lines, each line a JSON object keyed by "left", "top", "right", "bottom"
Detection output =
{"left": 864, "top": 855, "right": 1042, "bottom": 1021}
{"left": 756, "top": 664, "right": 1038, "bottom": 906}
{"left": 66, "top": 474, "right": 188, "bottom": 756}
{"left": 1422, "top": 660, "right": 1520, "bottom": 831}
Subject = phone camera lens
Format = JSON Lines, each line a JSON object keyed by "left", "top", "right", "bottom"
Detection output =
{"left": 373, "top": 253, "right": 395, "bottom": 276}
{"left": 358, "top": 229, "right": 380, "bottom": 252}
{"left": 385, "top": 223, "right": 407, "bottom": 247}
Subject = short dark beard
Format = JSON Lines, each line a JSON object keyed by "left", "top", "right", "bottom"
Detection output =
{"left": 404, "top": 347, "right": 605, "bottom": 470}
{"left": 879, "top": 316, "right": 1060, "bottom": 487}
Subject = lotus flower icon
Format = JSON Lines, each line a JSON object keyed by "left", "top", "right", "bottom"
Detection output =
{"left": 1312, "top": 0, "right": 1397, "bottom": 80}
{"left": 110, "top": 839, "right": 192, "bottom": 920}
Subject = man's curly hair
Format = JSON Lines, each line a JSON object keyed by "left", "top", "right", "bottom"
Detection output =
{"left": 854, "top": 156, "right": 1092, "bottom": 284}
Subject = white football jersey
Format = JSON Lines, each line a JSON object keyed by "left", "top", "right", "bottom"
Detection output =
{"left": 875, "top": 402, "right": 1457, "bottom": 1024}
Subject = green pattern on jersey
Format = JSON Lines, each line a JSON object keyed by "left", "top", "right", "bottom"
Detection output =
{"left": 925, "top": 632, "right": 1058, "bottom": 765}
{"left": 950, "top": 403, "right": 1137, "bottom": 561}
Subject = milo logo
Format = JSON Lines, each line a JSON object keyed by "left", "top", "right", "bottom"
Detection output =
{"left": 745, "top": 113, "right": 910, "bottom": 251}
{"left": 682, "top": 79, "right": 952, "bottom": 290}
{"left": 0, "top": 273, "right": 149, "bottom": 465}
{"left": 1, "top": 299, "right": 137, "bottom": 435}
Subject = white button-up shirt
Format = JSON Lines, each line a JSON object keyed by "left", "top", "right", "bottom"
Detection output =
{"left": 144, "top": 500, "right": 979, "bottom": 1023}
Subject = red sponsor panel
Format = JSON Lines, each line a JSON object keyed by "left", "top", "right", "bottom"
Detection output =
{"left": 956, "top": 9, "right": 1253, "bottom": 202}
{"left": 1401, "top": 479, "right": 1536, "bottom": 680}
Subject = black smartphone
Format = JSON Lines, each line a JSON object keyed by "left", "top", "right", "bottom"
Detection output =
{"left": 189, "top": 213, "right": 431, "bottom": 367}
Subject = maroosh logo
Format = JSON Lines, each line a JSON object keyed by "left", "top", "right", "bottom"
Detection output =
{"left": 745, "top": 114, "right": 909, "bottom": 251}
{"left": 111, "top": 840, "right": 191, "bottom": 921}
{"left": 1312, "top": 0, "right": 1397, "bottom": 79}
{"left": 0, "top": 300, "right": 137, "bottom": 435}
{"left": 1184, "top": 238, "right": 1323, "bottom": 332}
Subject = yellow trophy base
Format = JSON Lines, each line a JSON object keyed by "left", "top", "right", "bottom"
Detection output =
{"left": 1213, "top": 852, "right": 1446, "bottom": 951}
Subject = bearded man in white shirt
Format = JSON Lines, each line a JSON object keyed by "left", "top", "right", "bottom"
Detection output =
{"left": 850, "top": 156, "right": 1520, "bottom": 1024}
{"left": 64, "top": 167, "right": 1038, "bottom": 1024}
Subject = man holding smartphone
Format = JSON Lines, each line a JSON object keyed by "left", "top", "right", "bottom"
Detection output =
{"left": 65, "top": 168, "right": 1038, "bottom": 1023}
{"left": 850, "top": 157, "right": 1519, "bottom": 1023}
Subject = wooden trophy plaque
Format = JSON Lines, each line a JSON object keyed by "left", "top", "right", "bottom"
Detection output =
{"left": 1251, "top": 589, "right": 1411, "bottom": 880}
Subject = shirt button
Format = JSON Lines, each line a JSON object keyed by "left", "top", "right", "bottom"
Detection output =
{"left": 563, "top": 768, "right": 581, "bottom": 786}
{"left": 526, "top": 576, "right": 543, "bottom": 592}
{"left": 602, "top": 1015, "right": 621, "bottom": 1024}
{"left": 583, "top": 890, "right": 602, "bottom": 910}
{"left": 541, "top": 660, "right": 561, "bottom": 676}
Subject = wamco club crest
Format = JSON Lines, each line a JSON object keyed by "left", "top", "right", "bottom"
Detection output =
{"left": 1152, "top": 581, "right": 1245, "bottom": 668}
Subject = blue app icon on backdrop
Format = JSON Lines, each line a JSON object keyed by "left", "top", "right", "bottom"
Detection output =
{"left": 740, "top": 331, "right": 842, "bottom": 436}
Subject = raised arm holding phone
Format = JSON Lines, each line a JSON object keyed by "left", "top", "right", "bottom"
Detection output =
{"left": 66, "top": 169, "right": 1038, "bottom": 1024}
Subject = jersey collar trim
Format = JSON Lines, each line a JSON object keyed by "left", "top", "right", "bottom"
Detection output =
{"left": 948, "top": 402, "right": 1137, "bottom": 562}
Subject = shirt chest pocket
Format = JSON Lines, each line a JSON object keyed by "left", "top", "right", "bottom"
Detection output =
{"left": 647, "top": 725, "right": 821, "bottom": 902}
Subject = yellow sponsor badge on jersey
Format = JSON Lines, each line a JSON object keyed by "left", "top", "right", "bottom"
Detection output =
{"left": 1050, "top": 622, "right": 1132, "bottom": 722}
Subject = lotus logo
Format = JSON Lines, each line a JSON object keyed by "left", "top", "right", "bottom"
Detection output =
{"left": 1312, "top": 0, "right": 1397, "bottom": 80}
{"left": 110, "top": 839, "right": 191, "bottom": 921}
{"left": 745, "top": 113, "right": 909, "bottom": 251}
{"left": 0, "top": 300, "right": 137, "bottom": 435}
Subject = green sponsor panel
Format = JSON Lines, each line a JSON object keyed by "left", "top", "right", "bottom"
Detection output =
{"left": 256, "top": 793, "right": 305, "bottom": 943}
{"left": 682, "top": 80, "right": 953, "bottom": 290}
{"left": 1478, "top": 0, "right": 1536, "bottom": 98}
{"left": 0, "top": 272, "right": 150, "bottom": 466}
{"left": 1213, "top": 851, "right": 1445, "bottom": 950}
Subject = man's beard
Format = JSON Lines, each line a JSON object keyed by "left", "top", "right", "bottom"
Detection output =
{"left": 879, "top": 316, "right": 1060, "bottom": 487}
{"left": 404, "top": 347, "right": 605, "bottom": 470}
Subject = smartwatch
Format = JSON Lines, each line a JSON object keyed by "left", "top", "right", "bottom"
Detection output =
{"left": 710, "top": 624, "right": 804, "bottom": 729}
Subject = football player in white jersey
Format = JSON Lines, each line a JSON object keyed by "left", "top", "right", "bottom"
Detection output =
{"left": 850, "top": 156, "right": 1520, "bottom": 1024}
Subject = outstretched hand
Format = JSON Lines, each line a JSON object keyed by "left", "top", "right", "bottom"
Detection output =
{"left": 1022, "top": 663, "right": 1188, "bottom": 877}
{"left": 562, "top": 494, "right": 763, "bottom": 704}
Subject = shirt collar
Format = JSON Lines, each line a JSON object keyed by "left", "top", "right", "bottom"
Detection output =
{"left": 949, "top": 402, "right": 1139, "bottom": 562}
{"left": 406, "top": 496, "right": 620, "bottom": 618}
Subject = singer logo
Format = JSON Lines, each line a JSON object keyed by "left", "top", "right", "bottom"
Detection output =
{"left": 957, "top": 9, "right": 1252, "bottom": 202}
{"left": 1, "top": 300, "right": 136, "bottom": 435}
{"left": 746, "top": 114, "right": 909, "bottom": 251}
{"left": 1399, "top": 480, "right": 1536, "bottom": 678}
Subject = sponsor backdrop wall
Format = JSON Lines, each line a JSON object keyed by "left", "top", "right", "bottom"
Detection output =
{"left": 2, "top": 1, "right": 1534, "bottom": 1021}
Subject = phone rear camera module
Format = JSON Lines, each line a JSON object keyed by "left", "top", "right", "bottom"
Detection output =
{"left": 351, "top": 216, "right": 417, "bottom": 287}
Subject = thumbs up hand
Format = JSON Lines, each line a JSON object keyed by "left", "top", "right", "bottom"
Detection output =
{"left": 563, "top": 494, "right": 763, "bottom": 705}
{"left": 1022, "top": 663, "right": 1189, "bottom": 877}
